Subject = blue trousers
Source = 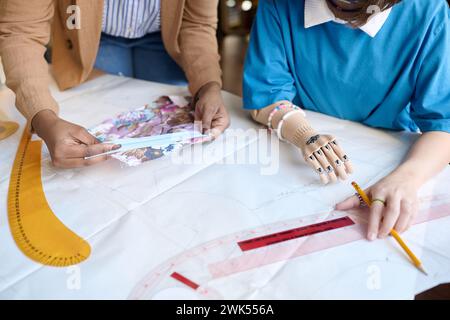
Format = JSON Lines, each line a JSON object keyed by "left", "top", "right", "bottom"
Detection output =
{"left": 94, "top": 32, "right": 187, "bottom": 86}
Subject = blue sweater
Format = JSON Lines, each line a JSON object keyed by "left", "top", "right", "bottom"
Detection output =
{"left": 243, "top": 0, "right": 450, "bottom": 133}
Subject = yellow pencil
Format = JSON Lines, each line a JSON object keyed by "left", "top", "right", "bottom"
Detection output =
{"left": 351, "top": 181, "right": 428, "bottom": 276}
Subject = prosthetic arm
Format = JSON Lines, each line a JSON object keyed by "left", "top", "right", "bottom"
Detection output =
{"left": 251, "top": 102, "right": 353, "bottom": 184}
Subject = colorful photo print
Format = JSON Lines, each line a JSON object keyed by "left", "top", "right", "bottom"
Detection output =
{"left": 89, "top": 96, "right": 202, "bottom": 166}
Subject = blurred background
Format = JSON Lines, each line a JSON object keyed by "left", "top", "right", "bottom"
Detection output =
{"left": 219, "top": 0, "right": 257, "bottom": 97}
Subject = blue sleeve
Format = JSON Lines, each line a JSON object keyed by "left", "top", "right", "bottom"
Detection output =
{"left": 411, "top": 7, "right": 450, "bottom": 133}
{"left": 242, "top": 0, "right": 296, "bottom": 110}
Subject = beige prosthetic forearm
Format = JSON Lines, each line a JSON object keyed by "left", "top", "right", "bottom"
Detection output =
{"left": 251, "top": 102, "right": 318, "bottom": 158}
{"left": 250, "top": 102, "right": 353, "bottom": 183}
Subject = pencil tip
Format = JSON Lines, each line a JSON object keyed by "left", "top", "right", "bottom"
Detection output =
{"left": 418, "top": 265, "right": 428, "bottom": 276}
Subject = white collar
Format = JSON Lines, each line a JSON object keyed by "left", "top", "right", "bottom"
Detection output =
{"left": 304, "top": 0, "right": 392, "bottom": 37}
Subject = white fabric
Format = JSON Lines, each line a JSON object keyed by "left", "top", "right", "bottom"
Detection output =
{"left": 304, "top": 0, "right": 392, "bottom": 37}
{"left": 1, "top": 75, "right": 450, "bottom": 299}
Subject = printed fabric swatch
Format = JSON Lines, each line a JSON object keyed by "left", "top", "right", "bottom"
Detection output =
{"left": 89, "top": 96, "right": 203, "bottom": 166}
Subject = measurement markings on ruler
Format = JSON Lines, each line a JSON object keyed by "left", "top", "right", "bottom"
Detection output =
{"left": 7, "top": 129, "right": 91, "bottom": 267}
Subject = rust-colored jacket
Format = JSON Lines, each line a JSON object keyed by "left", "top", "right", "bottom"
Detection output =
{"left": 0, "top": 0, "right": 222, "bottom": 123}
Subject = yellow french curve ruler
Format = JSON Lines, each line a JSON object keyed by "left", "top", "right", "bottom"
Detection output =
{"left": 0, "top": 121, "right": 19, "bottom": 141}
{"left": 7, "top": 128, "right": 91, "bottom": 267}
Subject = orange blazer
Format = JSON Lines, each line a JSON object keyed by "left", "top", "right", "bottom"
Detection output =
{"left": 0, "top": 0, "right": 222, "bottom": 123}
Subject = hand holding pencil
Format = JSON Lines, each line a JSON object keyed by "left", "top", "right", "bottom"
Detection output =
{"left": 337, "top": 180, "right": 427, "bottom": 275}
{"left": 336, "top": 173, "right": 420, "bottom": 240}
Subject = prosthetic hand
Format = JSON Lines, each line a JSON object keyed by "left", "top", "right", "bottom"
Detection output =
{"left": 251, "top": 102, "right": 353, "bottom": 184}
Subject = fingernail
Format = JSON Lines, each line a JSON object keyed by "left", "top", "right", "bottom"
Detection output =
{"left": 368, "top": 232, "right": 376, "bottom": 241}
{"left": 210, "top": 128, "right": 221, "bottom": 137}
{"left": 113, "top": 144, "right": 122, "bottom": 150}
{"left": 378, "top": 232, "right": 388, "bottom": 239}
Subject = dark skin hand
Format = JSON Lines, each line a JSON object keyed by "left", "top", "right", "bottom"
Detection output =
{"left": 194, "top": 81, "right": 230, "bottom": 138}
{"left": 32, "top": 110, "right": 120, "bottom": 168}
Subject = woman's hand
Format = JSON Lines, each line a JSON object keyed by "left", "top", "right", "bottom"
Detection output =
{"left": 336, "top": 131, "right": 450, "bottom": 241}
{"left": 32, "top": 110, "right": 120, "bottom": 168}
{"left": 194, "top": 82, "right": 230, "bottom": 138}
{"left": 336, "top": 169, "right": 420, "bottom": 240}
